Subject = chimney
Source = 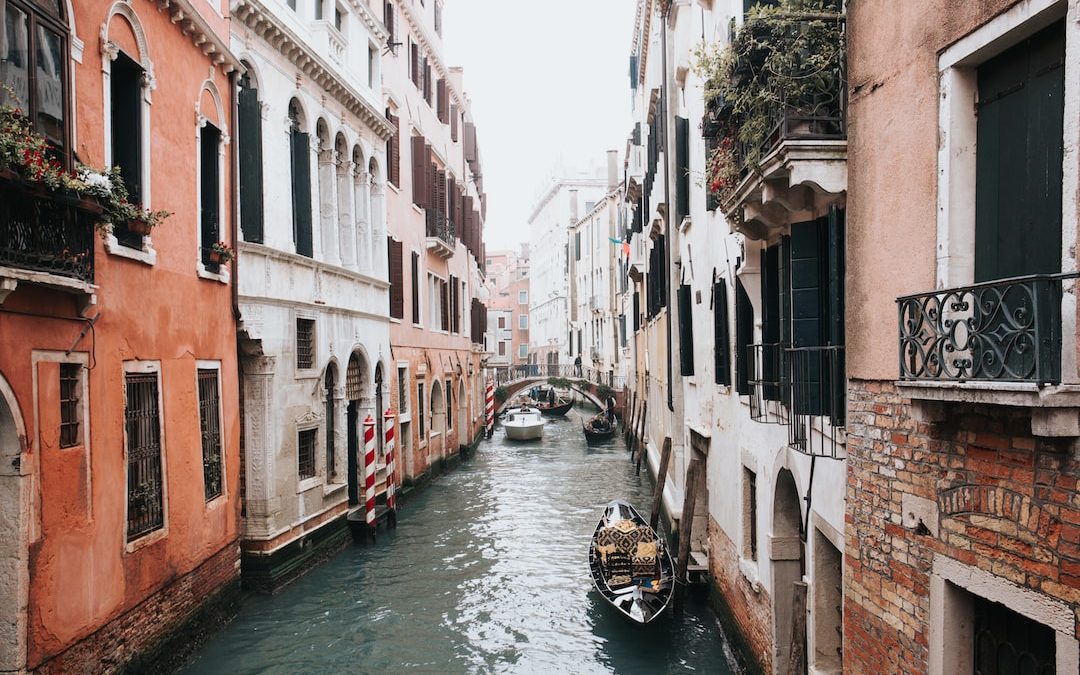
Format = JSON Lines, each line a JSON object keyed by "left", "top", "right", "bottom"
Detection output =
{"left": 607, "top": 150, "right": 618, "bottom": 190}
{"left": 569, "top": 189, "right": 579, "bottom": 223}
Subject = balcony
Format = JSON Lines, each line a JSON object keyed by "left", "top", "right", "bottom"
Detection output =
{"left": 896, "top": 274, "right": 1080, "bottom": 436}
{"left": 746, "top": 342, "right": 845, "bottom": 458}
{"left": 0, "top": 171, "right": 101, "bottom": 306}
{"left": 425, "top": 210, "right": 455, "bottom": 259}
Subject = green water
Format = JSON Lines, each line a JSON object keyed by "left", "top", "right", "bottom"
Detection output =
{"left": 182, "top": 415, "right": 735, "bottom": 674}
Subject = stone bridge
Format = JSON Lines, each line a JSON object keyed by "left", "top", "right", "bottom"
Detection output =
{"left": 489, "top": 364, "right": 626, "bottom": 416}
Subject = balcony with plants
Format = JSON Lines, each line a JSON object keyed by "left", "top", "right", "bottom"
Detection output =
{"left": 0, "top": 101, "right": 169, "bottom": 304}
{"left": 695, "top": 0, "right": 847, "bottom": 240}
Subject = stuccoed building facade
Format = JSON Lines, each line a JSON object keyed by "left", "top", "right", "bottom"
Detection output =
{"left": 230, "top": 0, "right": 393, "bottom": 590}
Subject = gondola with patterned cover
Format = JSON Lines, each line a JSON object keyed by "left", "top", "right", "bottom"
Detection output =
{"left": 588, "top": 500, "right": 674, "bottom": 624}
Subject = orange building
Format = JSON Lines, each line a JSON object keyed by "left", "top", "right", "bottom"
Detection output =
{"left": 0, "top": 0, "right": 241, "bottom": 671}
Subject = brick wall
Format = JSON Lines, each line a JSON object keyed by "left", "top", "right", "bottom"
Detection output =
{"left": 708, "top": 517, "right": 773, "bottom": 673}
{"left": 844, "top": 380, "right": 1080, "bottom": 674}
{"left": 34, "top": 542, "right": 241, "bottom": 674}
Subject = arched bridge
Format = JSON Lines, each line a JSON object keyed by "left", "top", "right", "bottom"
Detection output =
{"left": 489, "top": 364, "right": 626, "bottom": 415}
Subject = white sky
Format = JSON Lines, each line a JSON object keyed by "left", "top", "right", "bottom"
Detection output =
{"left": 443, "top": 0, "right": 636, "bottom": 252}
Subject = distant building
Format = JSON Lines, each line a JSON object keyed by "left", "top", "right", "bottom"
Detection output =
{"left": 486, "top": 247, "right": 531, "bottom": 371}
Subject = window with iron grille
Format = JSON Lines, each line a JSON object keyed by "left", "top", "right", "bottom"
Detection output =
{"left": 59, "top": 363, "right": 80, "bottom": 448}
{"left": 296, "top": 318, "right": 315, "bottom": 369}
{"left": 446, "top": 380, "right": 452, "bottom": 430}
{"left": 198, "top": 368, "right": 223, "bottom": 501}
{"left": 125, "top": 371, "right": 164, "bottom": 541}
{"left": 297, "top": 428, "right": 317, "bottom": 480}
{"left": 417, "top": 382, "right": 426, "bottom": 436}
{"left": 397, "top": 366, "right": 409, "bottom": 414}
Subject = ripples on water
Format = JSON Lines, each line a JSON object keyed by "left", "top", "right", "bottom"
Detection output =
{"left": 183, "top": 414, "right": 733, "bottom": 675}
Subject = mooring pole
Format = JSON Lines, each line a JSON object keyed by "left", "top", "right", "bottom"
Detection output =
{"left": 363, "top": 415, "right": 377, "bottom": 541}
{"left": 384, "top": 408, "right": 397, "bottom": 528}
{"left": 485, "top": 379, "right": 494, "bottom": 438}
{"left": 649, "top": 436, "right": 671, "bottom": 531}
{"left": 635, "top": 401, "right": 648, "bottom": 473}
{"left": 676, "top": 456, "right": 703, "bottom": 584}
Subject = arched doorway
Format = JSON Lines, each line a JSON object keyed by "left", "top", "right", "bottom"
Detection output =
{"left": 345, "top": 351, "right": 370, "bottom": 506}
{"left": 772, "top": 468, "right": 806, "bottom": 673}
{"left": 430, "top": 380, "right": 445, "bottom": 459}
{"left": 457, "top": 378, "right": 467, "bottom": 450}
{"left": 0, "top": 375, "right": 26, "bottom": 671}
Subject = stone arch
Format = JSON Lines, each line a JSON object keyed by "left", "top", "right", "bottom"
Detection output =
{"left": 352, "top": 145, "right": 371, "bottom": 273}
{"left": 196, "top": 78, "right": 228, "bottom": 137}
{"left": 287, "top": 97, "right": 308, "bottom": 133}
{"left": 368, "top": 156, "right": 387, "bottom": 277}
{"left": 0, "top": 373, "right": 26, "bottom": 672}
{"left": 237, "top": 56, "right": 263, "bottom": 92}
{"left": 101, "top": 2, "right": 154, "bottom": 78}
{"left": 772, "top": 467, "right": 805, "bottom": 671}
{"left": 315, "top": 118, "right": 337, "bottom": 265}
{"left": 430, "top": 378, "right": 446, "bottom": 458}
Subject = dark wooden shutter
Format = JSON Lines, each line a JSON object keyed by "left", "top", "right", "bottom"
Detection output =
{"left": 827, "top": 207, "right": 846, "bottom": 423}
{"left": 735, "top": 278, "right": 753, "bottom": 395}
{"left": 678, "top": 283, "right": 694, "bottom": 376}
{"left": 410, "top": 40, "right": 418, "bottom": 85}
{"left": 200, "top": 123, "right": 221, "bottom": 265}
{"left": 633, "top": 291, "right": 640, "bottom": 332}
{"left": 290, "top": 128, "right": 313, "bottom": 258}
{"left": 761, "top": 243, "right": 783, "bottom": 400}
{"left": 388, "top": 237, "right": 404, "bottom": 319}
{"left": 975, "top": 21, "right": 1064, "bottom": 282}
{"left": 411, "top": 136, "right": 427, "bottom": 206}
{"left": 714, "top": 279, "right": 731, "bottom": 386}
{"left": 440, "top": 280, "right": 449, "bottom": 331}
{"left": 463, "top": 122, "right": 477, "bottom": 163}
{"left": 384, "top": 1, "right": 394, "bottom": 44}
{"left": 790, "top": 218, "right": 826, "bottom": 414}
{"left": 423, "top": 60, "right": 431, "bottom": 101}
{"left": 437, "top": 79, "right": 448, "bottom": 123}
{"left": 675, "top": 116, "right": 689, "bottom": 223}
{"left": 387, "top": 113, "right": 400, "bottom": 187}
{"left": 410, "top": 251, "right": 420, "bottom": 323}
{"left": 450, "top": 104, "right": 458, "bottom": 141}
{"left": 238, "top": 77, "right": 264, "bottom": 243}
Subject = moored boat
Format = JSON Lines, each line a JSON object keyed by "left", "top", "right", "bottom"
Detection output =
{"left": 538, "top": 398, "right": 573, "bottom": 417}
{"left": 588, "top": 500, "right": 674, "bottom": 624}
{"left": 503, "top": 406, "right": 545, "bottom": 440}
{"left": 582, "top": 412, "right": 617, "bottom": 443}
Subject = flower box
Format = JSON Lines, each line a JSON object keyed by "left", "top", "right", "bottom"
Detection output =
{"left": 127, "top": 217, "right": 153, "bottom": 236}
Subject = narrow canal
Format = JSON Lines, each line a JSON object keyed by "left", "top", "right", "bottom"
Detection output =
{"left": 183, "top": 412, "right": 735, "bottom": 674}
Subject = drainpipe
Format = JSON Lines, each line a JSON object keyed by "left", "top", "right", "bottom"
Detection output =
{"left": 229, "top": 68, "right": 240, "bottom": 322}
{"left": 661, "top": 2, "right": 674, "bottom": 414}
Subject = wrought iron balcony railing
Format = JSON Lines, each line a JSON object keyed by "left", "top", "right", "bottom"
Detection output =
{"left": 746, "top": 342, "right": 846, "bottom": 458}
{"left": 0, "top": 173, "right": 101, "bottom": 284}
{"left": 425, "top": 209, "right": 454, "bottom": 246}
{"left": 897, "top": 274, "right": 1072, "bottom": 384}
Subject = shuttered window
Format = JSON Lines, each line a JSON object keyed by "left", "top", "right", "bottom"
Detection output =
{"left": 386, "top": 111, "right": 400, "bottom": 187}
{"left": 714, "top": 279, "right": 731, "bottom": 386}
{"left": 289, "top": 101, "right": 313, "bottom": 258}
{"left": 735, "top": 278, "right": 753, "bottom": 395}
{"left": 388, "top": 237, "right": 404, "bottom": 319}
{"left": 633, "top": 291, "right": 640, "bottom": 332}
{"left": 110, "top": 52, "right": 144, "bottom": 248}
{"left": 409, "top": 39, "right": 418, "bottom": 85}
{"left": 675, "top": 116, "right": 690, "bottom": 223}
{"left": 199, "top": 122, "right": 221, "bottom": 268}
{"left": 411, "top": 135, "right": 429, "bottom": 207}
{"left": 761, "top": 240, "right": 786, "bottom": 400}
{"left": 678, "top": 284, "right": 694, "bottom": 376}
{"left": 437, "top": 78, "right": 449, "bottom": 123}
{"left": 238, "top": 73, "right": 264, "bottom": 243}
{"left": 440, "top": 279, "right": 450, "bottom": 332}
{"left": 410, "top": 251, "right": 420, "bottom": 323}
{"left": 975, "top": 21, "right": 1064, "bottom": 282}
{"left": 450, "top": 104, "right": 458, "bottom": 141}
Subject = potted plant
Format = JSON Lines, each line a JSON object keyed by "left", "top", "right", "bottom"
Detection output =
{"left": 208, "top": 241, "right": 234, "bottom": 264}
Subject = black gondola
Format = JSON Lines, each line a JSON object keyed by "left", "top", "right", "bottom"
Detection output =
{"left": 582, "top": 412, "right": 617, "bottom": 443}
{"left": 538, "top": 398, "right": 573, "bottom": 417}
{"left": 588, "top": 500, "right": 674, "bottom": 624}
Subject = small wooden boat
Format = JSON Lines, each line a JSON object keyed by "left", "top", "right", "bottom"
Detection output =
{"left": 503, "top": 406, "right": 545, "bottom": 440}
{"left": 582, "top": 412, "right": 617, "bottom": 443}
{"left": 538, "top": 398, "right": 573, "bottom": 417}
{"left": 588, "top": 500, "right": 674, "bottom": 624}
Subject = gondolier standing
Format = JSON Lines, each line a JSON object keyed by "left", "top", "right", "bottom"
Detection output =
{"left": 606, "top": 395, "right": 617, "bottom": 423}
{"left": 574, "top": 354, "right": 582, "bottom": 377}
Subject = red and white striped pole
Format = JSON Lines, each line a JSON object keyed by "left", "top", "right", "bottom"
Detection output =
{"left": 384, "top": 407, "right": 396, "bottom": 516}
{"left": 485, "top": 378, "right": 494, "bottom": 438}
{"left": 363, "top": 415, "right": 376, "bottom": 536}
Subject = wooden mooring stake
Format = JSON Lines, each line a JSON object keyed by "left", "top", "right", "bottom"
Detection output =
{"left": 787, "top": 581, "right": 809, "bottom": 675}
{"left": 675, "top": 457, "right": 703, "bottom": 584}
{"left": 634, "top": 401, "right": 648, "bottom": 474}
{"left": 649, "top": 437, "right": 672, "bottom": 532}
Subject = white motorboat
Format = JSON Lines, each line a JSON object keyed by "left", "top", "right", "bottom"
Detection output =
{"left": 503, "top": 406, "right": 545, "bottom": 440}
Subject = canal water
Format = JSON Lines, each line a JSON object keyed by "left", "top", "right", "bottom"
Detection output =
{"left": 183, "top": 413, "right": 734, "bottom": 674}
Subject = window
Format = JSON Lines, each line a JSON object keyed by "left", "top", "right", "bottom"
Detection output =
{"left": 386, "top": 110, "right": 400, "bottom": 187}
{"left": 197, "top": 368, "right": 223, "bottom": 501}
{"left": 397, "top": 366, "right": 409, "bottom": 414}
{"left": 519, "top": 290, "right": 528, "bottom": 305}
{"left": 384, "top": 1, "right": 395, "bottom": 45}
{"left": 585, "top": 201, "right": 595, "bottom": 213}
{"left": 427, "top": 274, "right": 448, "bottom": 331}
{"left": 498, "top": 342, "right": 506, "bottom": 356}
{"left": 445, "top": 379, "right": 452, "bottom": 430}
{"left": 296, "top": 318, "right": 315, "bottom": 369}
{"left": 315, "top": 0, "right": 323, "bottom": 21}
{"left": 498, "top": 316, "right": 506, "bottom": 330}
{"left": 714, "top": 279, "right": 731, "bottom": 386}
{"left": 199, "top": 121, "right": 222, "bottom": 268}
{"left": 1, "top": 0, "right": 70, "bottom": 165}
{"left": 238, "top": 72, "right": 264, "bottom": 243}
{"left": 411, "top": 251, "right": 421, "bottom": 323}
{"left": 289, "top": 99, "right": 313, "bottom": 257}
{"left": 574, "top": 231, "right": 581, "bottom": 261}
{"left": 518, "top": 314, "right": 528, "bottom": 330}
{"left": 287, "top": 0, "right": 296, "bottom": 9}
{"left": 368, "top": 45, "right": 375, "bottom": 87}
{"left": 324, "top": 368, "right": 336, "bottom": 479}
{"left": 125, "top": 371, "right": 164, "bottom": 542}
{"left": 678, "top": 284, "right": 694, "bottom": 376}
{"left": 334, "top": 5, "right": 343, "bottom": 31}
{"left": 518, "top": 344, "right": 527, "bottom": 358}
{"left": 59, "top": 363, "right": 80, "bottom": 448}
{"left": 110, "top": 52, "right": 145, "bottom": 248}
{"left": 735, "top": 278, "right": 752, "bottom": 395}
{"left": 388, "top": 238, "right": 404, "bottom": 319}
{"left": 297, "top": 428, "right": 316, "bottom": 480}
{"left": 675, "top": 116, "right": 689, "bottom": 223}
{"left": 742, "top": 468, "right": 757, "bottom": 561}
{"left": 417, "top": 381, "right": 426, "bottom": 436}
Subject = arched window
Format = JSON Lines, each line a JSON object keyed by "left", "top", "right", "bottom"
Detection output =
{"left": 1, "top": 0, "right": 71, "bottom": 165}
{"left": 237, "top": 66, "right": 264, "bottom": 243}
{"left": 324, "top": 365, "right": 336, "bottom": 478}
{"left": 288, "top": 99, "right": 312, "bottom": 257}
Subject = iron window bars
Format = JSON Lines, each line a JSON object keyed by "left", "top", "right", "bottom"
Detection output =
{"left": 125, "top": 372, "right": 164, "bottom": 541}
{"left": 198, "top": 369, "right": 223, "bottom": 501}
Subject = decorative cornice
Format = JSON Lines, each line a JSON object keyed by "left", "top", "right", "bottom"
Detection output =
{"left": 155, "top": 0, "right": 243, "bottom": 72}
{"left": 395, "top": 0, "right": 466, "bottom": 113}
{"left": 232, "top": 0, "right": 394, "bottom": 141}
{"left": 344, "top": 0, "right": 388, "bottom": 43}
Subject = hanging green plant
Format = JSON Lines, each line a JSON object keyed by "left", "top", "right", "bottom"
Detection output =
{"left": 693, "top": 0, "right": 846, "bottom": 199}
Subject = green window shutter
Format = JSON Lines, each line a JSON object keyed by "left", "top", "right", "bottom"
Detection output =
{"left": 678, "top": 284, "right": 694, "bottom": 376}
{"left": 714, "top": 279, "right": 731, "bottom": 386}
{"left": 735, "top": 278, "right": 752, "bottom": 395}
{"left": 238, "top": 78, "right": 264, "bottom": 243}
{"left": 827, "top": 206, "right": 846, "bottom": 424}
{"left": 975, "top": 21, "right": 1064, "bottom": 282}
{"left": 290, "top": 130, "right": 313, "bottom": 258}
{"left": 199, "top": 123, "right": 221, "bottom": 267}
{"left": 676, "top": 116, "right": 690, "bottom": 224}
{"left": 761, "top": 245, "right": 781, "bottom": 400}
{"left": 633, "top": 291, "right": 640, "bottom": 332}
{"left": 789, "top": 218, "right": 826, "bottom": 414}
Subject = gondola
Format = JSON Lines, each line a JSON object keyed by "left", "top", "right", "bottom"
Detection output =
{"left": 588, "top": 500, "right": 674, "bottom": 624}
{"left": 582, "top": 412, "right": 617, "bottom": 443}
{"left": 538, "top": 398, "right": 573, "bottom": 417}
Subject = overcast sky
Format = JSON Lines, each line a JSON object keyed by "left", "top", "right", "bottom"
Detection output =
{"left": 443, "top": 0, "right": 636, "bottom": 253}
